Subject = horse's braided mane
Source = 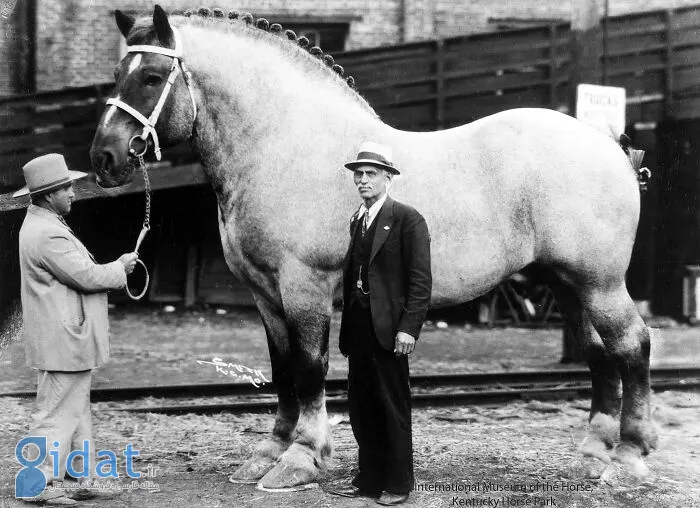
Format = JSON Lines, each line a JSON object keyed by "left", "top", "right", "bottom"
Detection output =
{"left": 178, "top": 7, "right": 359, "bottom": 92}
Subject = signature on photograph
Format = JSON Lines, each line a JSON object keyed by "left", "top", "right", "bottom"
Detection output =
{"left": 196, "top": 358, "right": 271, "bottom": 387}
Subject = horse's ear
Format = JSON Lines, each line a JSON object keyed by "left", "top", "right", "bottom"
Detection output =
{"left": 153, "top": 4, "right": 174, "bottom": 47}
{"left": 115, "top": 10, "right": 135, "bottom": 38}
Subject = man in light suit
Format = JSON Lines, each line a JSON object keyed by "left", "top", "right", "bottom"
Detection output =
{"left": 14, "top": 154, "right": 137, "bottom": 505}
{"left": 330, "top": 142, "right": 432, "bottom": 506}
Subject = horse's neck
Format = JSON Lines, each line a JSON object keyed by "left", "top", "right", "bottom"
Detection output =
{"left": 182, "top": 26, "right": 383, "bottom": 214}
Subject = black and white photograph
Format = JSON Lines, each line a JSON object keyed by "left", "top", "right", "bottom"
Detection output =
{"left": 1, "top": 1, "right": 699, "bottom": 506}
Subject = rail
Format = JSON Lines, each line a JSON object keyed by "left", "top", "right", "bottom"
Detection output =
{"left": 2, "top": 367, "right": 697, "bottom": 415}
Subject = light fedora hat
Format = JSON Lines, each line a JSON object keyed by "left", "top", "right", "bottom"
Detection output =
{"left": 13, "top": 153, "right": 87, "bottom": 198}
{"left": 344, "top": 141, "right": 400, "bottom": 175}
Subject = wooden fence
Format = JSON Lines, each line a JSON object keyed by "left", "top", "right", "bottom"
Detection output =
{"left": 335, "top": 23, "right": 571, "bottom": 131}
{"left": 333, "top": 5, "right": 700, "bottom": 132}
{"left": 4, "top": 5, "right": 700, "bottom": 197}
{"left": 4, "top": 6, "right": 700, "bottom": 311}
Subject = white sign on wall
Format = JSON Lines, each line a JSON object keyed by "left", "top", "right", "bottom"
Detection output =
{"left": 576, "top": 84, "right": 626, "bottom": 138}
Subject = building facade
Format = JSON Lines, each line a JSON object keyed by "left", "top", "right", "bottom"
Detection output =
{"left": 3, "top": 0, "right": 700, "bottom": 95}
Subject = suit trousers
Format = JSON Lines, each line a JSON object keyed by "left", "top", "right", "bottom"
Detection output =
{"left": 346, "top": 299, "right": 414, "bottom": 495}
{"left": 31, "top": 370, "right": 93, "bottom": 482}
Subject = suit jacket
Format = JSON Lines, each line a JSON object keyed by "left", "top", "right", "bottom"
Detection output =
{"left": 19, "top": 205, "right": 127, "bottom": 371}
{"left": 339, "top": 196, "right": 432, "bottom": 354}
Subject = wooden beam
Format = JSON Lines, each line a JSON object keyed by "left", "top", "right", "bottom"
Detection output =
{"left": 435, "top": 39, "right": 445, "bottom": 130}
{"left": 184, "top": 244, "right": 200, "bottom": 308}
{"left": 0, "top": 162, "right": 208, "bottom": 213}
{"left": 665, "top": 9, "right": 675, "bottom": 118}
{"left": 13, "top": 0, "right": 36, "bottom": 94}
{"left": 549, "top": 24, "right": 558, "bottom": 108}
{"left": 569, "top": 0, "right": 603, "bottom": 116}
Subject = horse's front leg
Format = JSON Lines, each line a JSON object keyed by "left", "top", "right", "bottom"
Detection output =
{"left": 257, "top": 263, "right": 334, "bottom": 490}
{"left": 230, "top": 292, "right": 299, "bottom": 483}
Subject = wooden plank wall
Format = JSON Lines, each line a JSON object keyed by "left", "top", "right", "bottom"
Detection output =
{"left": 0, "top": 84, "right": 110, "bottom": 190}
{"left": 0, "top": 85, "right": 195, "bottom": 194}
{"left": 2, "top": 6, "right": 700, "bottom": 193}
{"left": 335, "top": 24, "right": 571, "bottom": 131}
{"left": 3, "top": 6, "right": 700, "bottom": 308}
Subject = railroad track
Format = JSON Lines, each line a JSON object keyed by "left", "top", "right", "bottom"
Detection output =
{"left": 2, "top": 367, "right": 698, "bottom": 415}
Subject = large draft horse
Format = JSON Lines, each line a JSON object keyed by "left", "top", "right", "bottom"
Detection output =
{"left": 90, "top": 6, "right": 657, "bottom": 490}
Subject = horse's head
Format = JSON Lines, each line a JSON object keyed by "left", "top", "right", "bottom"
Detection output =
{"left": 90, "top": 5, "right": 196, "bottom": 187}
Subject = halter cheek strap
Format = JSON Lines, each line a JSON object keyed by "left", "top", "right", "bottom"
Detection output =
{"left": 106, "top": 27, "right": 197, "bottom": 161}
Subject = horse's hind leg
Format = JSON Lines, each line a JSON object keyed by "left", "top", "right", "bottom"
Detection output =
{"left": 550, "top": 281, "right": 621, "bottom": 478}
{"left": 230, "top": 293, "right": 299, "bottom": 484}
{"left": 578, "top": 282, "right": 658, "bottom": 482}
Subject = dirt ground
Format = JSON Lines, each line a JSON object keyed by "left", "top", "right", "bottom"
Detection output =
{"left": 0, "top": 306, "right": 697, "bottom": 392}
{"left": 1, "top": 306, "right": 699, "bottom": 507}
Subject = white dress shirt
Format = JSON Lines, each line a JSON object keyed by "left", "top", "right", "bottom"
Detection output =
{"left": 358, "top": 193, "right": 388, "bottom": 229}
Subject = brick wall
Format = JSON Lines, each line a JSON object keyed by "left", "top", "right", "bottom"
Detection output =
{"left": 0, "top": 0, "right": 33, "bottom": 96}
{"left": 0, "top": 14, "right": 18, "bottom": 94}
{"left": 429, "top": 0, "right": 700, "bottom": 40}
{"left": 33, "top": 0, "right": 401, "bottom": 90}
{"left": 15, "top": 0, "right": 700, "bottom": 91}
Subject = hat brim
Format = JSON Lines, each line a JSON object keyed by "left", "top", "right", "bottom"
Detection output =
{"left": 13, "top": 170, "right": 88, "bottom": 198}
{"left": 344, "top": 160, "right": 400, "bottom": 175}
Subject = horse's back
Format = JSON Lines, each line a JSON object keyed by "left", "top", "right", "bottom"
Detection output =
{"left": 386, "top": 108, "right": 640, "bottom": 305}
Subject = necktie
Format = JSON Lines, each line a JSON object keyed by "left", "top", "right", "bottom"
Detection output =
{"left": 362, "top": 209, "right": 369, "bottom": 237}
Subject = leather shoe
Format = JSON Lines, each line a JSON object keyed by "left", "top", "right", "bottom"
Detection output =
{"left": 376, "top": 491, "right": 410, "bottom": 505}
{"left": 327, "top": 484, "right": 379, "bottom": 498}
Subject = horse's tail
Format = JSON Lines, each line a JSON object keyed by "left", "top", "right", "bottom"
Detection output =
{"left": 619, "top": 133, "right": 651, "bottom": 192}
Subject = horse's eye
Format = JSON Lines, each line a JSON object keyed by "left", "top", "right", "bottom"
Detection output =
{"left": 145, "top": 74, "right": 163, "bottom": 86}
{"left": 113, "top": 69, "right": 120, "bottom": 82}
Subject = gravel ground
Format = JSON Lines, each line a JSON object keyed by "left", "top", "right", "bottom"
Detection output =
{"left": 1, "top": 391, "right": 699, "bottom": 508}
{"left": 1, "top": 306, "right": 699, "bottom": 507}
{"left": 0, "top": 306, "right": 696, "bottom": 393}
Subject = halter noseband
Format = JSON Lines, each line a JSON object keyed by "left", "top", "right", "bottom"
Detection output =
{"left": 106, "top": 27, "right": 197, "bottom": 161}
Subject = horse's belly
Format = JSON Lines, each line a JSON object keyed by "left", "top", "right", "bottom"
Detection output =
{"left": 428, "top": 238, "right": 530, "bottom": 308}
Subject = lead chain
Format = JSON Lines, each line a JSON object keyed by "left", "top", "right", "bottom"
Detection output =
{"left": 138, "top": 154, "right": 151, "bottom": 230}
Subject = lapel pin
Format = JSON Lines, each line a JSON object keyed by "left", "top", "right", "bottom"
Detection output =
{"left": 384, "top": 225, "right": 390, "bottom": 230}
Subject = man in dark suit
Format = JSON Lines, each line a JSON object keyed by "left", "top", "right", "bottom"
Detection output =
{"left": 330, "top": 141, "right": 432, "bottom": 506}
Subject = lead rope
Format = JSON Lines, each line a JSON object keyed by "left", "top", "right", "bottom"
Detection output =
{"left": 125, "top": 152, "right": 151, "bottom": 300}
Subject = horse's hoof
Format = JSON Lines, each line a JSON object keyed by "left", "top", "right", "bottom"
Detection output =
{"left": 600, "top": 462, "right": 650, "bottom": 487}
{"left": 648, "top": 424, "right": 660, "bottom": 451}
{"left": 587, "top": 413, "right": 618, "bottom": 448}
{"left": 562, "top": 456, "right": 609, "bottom": 480}
{"left": 257, "top": 447, "right": 321, "bottom": 490}
{"left": 229, "top": 456, "right": 277, "bottom": 484}
{"left": 579, "top": 435, "right": 613, "bottom": 464}
{"left": 256, "top": 482, "right": 319, "bottom": 492}
{"left": 600, "top": 444, "right": 651, "bottom": 486}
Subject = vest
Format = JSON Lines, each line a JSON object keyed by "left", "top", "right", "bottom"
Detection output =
{"left": 351, "top": 214, "right": 379, "bottom": 300}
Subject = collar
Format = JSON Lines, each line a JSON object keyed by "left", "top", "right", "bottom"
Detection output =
{"left": 27, "top": 204, "right": 70, "bottom": 229}
{"left": 28, "top": 204, "right": 60, "bottom": 220}
{"left": 358, "top": 193, "right": 389, "bottom": 227}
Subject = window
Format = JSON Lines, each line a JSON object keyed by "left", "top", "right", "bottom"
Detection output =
{"left": 278, "top": 22, "right": 349, "bottom": 53}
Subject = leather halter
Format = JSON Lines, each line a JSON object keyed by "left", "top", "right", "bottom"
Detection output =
{"left": 106, "top": 27, "right": 197, "bottom": 161}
